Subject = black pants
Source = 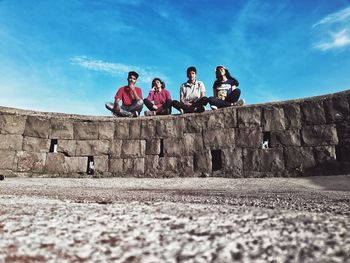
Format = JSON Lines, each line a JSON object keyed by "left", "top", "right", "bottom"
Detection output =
{"left": 208, "top": 89, "right": 241, "bottom": 108}
{"left": 143, "top": 99, "right": 172, "bottom": 115}
{"left": 171, "top": 96, "right": 208, "bottom": 113}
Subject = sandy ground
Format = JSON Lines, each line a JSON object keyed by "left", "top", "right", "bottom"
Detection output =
{"left": 0, "top": 175, "right": 349, "bottom": 262}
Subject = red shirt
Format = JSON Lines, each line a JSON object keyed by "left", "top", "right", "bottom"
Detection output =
{"left": 115, "top": 86, "right": 143, "bottom": 106}
{"left": 147, "top": 89, "right": 172, "bottom": 108}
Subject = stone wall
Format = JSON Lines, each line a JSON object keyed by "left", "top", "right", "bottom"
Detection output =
{"left": 1, "top": 90, "right": 350, "bottom": 177}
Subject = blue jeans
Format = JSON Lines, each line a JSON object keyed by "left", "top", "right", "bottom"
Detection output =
{"left": 105, "top": 100, "right": 143, "bottom": 117}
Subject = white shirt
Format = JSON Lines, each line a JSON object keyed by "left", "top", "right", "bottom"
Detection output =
{"left": 180, "top": 80, "right": 206, "bottom": 103}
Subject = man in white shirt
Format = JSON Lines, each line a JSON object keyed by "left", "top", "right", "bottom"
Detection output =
{"left": 171, "top": 66, "right": 208, "bottom": 114}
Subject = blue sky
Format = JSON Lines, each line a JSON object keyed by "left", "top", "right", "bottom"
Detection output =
{"left": 1, "top": 0, "right": 350, "bottom": 116}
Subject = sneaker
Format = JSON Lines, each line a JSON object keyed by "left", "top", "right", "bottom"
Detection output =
{"left": 133, "top": 111, "right": 139, "bottom": 117}
{"left": 233, "top": 99, "right": 245, "bottom": 107}
{"left": 145, "top": 111, "right": 156, "bottom": 116}
{"left": 179, "top": 108, "right": 184, "bottom": 114}
{"left": 210, "top": 105, "right": 218, "bottom": 110}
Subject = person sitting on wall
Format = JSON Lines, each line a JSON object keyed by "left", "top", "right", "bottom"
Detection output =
{"left": 143, "top": 78, "right": 172, "bottom": 116}
{"left": 105, "top": 71, "right": 144, "bottom": 117}
{"left": 208, "top": 65, "right": 245, "bottom": 110}
{"left": 171, "top": 66, "right": 208, "bottom": 114}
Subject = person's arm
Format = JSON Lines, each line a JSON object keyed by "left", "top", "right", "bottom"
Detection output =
{"left": 180, "top": 85, "right": 192, "bottom": 105}
{"left": 130, "top": 84, "right": 142, "bottom": 100}
{"left": 114, "top": 98, "right": 121, "bottom": 111}
{"left": 212, "top": 82, "right": 218, "bottom": 97}
{"left": 199, "top": 81, "right": 206, "bottom": 98}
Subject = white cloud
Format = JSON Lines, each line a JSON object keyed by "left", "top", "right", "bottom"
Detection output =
{"left": 314, "top": 29, "right": 350, "bottom": 50}
{"left": 70, "top": 56, "right": 166, "bottom": 83}
{"left": 313, "top": 6, "right": 350, "bottom": 28}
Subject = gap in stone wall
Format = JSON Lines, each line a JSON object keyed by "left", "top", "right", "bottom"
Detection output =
{"left": 159, "top": 139, "right": 164, "bottom": 157}
{"left": 49, "top": 139, "right": 58, "bottom": 153}
{"left": 211, "top": 150, "right": 222, "bottom": 172}
{"left": 87, "top": 156, "right": 95, "bottom": 175}
{"left": 262, "top": 132, "right": 271, "bottom": 149}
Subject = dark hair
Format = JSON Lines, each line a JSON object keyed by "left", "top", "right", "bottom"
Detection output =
{"left": 186, "top": 66, "right": 197, "bottom": 77}
{"left": 213, "top": 66, "right": 239, "bottom": 90}
{"left": 128, "top": 71, "right": 139, "bottom": 79}
{"left": 151, "top": 78, "right": 165, "bottom": 89}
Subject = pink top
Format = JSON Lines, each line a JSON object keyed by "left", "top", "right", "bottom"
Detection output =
{"left": 147, "top": 89, "right": 172, "bottom": 108}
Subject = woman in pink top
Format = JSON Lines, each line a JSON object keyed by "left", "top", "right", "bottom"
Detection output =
{"left": 143, "top": 78, "right": 172, "bottom": 116}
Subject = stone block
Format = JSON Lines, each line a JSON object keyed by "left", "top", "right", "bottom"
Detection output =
{"left": 324, "top": 96, "right": 350, "bottom": 123}
{"left": 98, "top": 121, "right": 115, "bottom": 140}
{"left": 64, "top": 156, "right": 88, "bottom": 173}
{"left": 243, "top": 149, "right": 260, "bottom": 172}
{"left": 46, "top": 153, "right": 66, "bottom": 173}
{"left": 50, "top": 119, "right": 74, "bottom": 139}
{"left": 271, "top": 129, "right": 301, "bottom": 147}
{"left": 313, "top": 146, "right": 336, "bottom": 164}
{"left": 24, "top": 116, "right": 51, "bottom": 138}
{"left": 115, "top": 121, "right": 129, "bottom": 139}
{"left": 262, "top": 106, "right": 286, "bottom": 131}
{"left": 260, "top": 148, "right": 284, "bottom": 173}
{"left": 0, "top": 114, "right": 27, "bottom": 135}
{"left": 222, "top": 148, "right": 243, "bottom": 176}
{"left": 16, "top": 151, "right": 46, "bottom": 172}
{"left": 183, "top": 133, "right": 203, "bottom": 155}
{"left": 121, "top": 140, "right": 146, "bottom": 158}
{"left": 164, "top": 137, "right": 184, "bottom": 157}
{"left": 129, "top": 121, "right": 141, "bottom": 139}
{"left": 57, "top": 140, "right": 76, "bottom": 157}
{"left": 179, "top": 156, "right": 194, "bottom": 176}
{"left": 238, "top": 107, "right": 261, "bottom": 127}
{"left": 0, "top": 134, "right": 23, "bottom": 151}
{"left": 302, "top": 125, "right": 338, "bottom": 146}
{"left": 145, "top": 155, "right": 159, "bottom": 175}
{"left": 75, "top": 140, "right": 110, "bottom": 156}
{"left": 193, "top": 151, "right": 211, "bottom": 173}
{"left": 301, "top": 101, "right": 326, "bottom": 125}
{"left": 109, "top": 140, "right": 123, "bottom": 158}
{"left": 94, "top": 156, "right": 109, "bottom": 172}
{"left": 0, "top": 150, "right": 16, "bottom": 169}
{"left": 123, "top": 159, "right": 134, "bottom": 175}
{"left": 236, "top": 128, "right": 262, "bottom": 148}
{"left": 207, "top": 113, "right": 225, "bottom": 130}
{"left": 283, "top": 104, "right": 301, "bottom": 129}
{"left": 133, "top": 158, "right": 145, "bottom": 175}
{"left": 146, "top": 139, "right": 160, "bottom": 155}
{"left": 158, "top": 157, "right": 179, "bottom": 174}
{"left": 336, "top": 120, "right": 350, "bottom": 141}
{"left": 109, "top": 158, "right": 123, "bottom": 174}
{"left": 74, "top": 122, "right": 99, "bottom": 140}
{"left": 284, "top": 147, "right": 315, "bottom": 172}
{"left": 223, "top": 108, "right": 237, "bottom": 128}
{"left": 141, "top": 120, "right": 156, "bottom": 139}
{"left": 157, "top": 119, "right": 184, "bottom": 138}
{"left": 23, "top": 137, "right": 50, "bottom": 153}
{"left": 186, "top": 116, "right": 203, "bottom": 133}
{"left": 203, "top": 128, "right": 234, "bottom": 148}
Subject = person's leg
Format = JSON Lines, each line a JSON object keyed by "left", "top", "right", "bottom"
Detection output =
{"left": 143, "top": 99, "right": 155, "bottom": 111}
{"left": 225, "top": 88, "right": 241, "bottom": 104}
{"left": 171, "top": 100, "right": 194, "bottom": 113}
{"left": 127, "top": 99, "right": 144, "bottom": 116}
{"left": 192, "top": 96, "right": 208, "bottom": 113}
{"left": 208, "top": 96, "right": 232, "bottom": 108}
{"left": 157, "top": 99, "right": 172, "bottom": 115}
{"left": 105, "top": 102, "right": 115, "bottom": 113}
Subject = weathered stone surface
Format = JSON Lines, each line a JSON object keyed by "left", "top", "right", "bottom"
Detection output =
{"left": 302, "top": 125, "right": 338, "bottom": 146}
{"left": 313, "top": 146, "right": 336, "bottom": 164}
{"left": 206, "top": 114, "right": 225, "bottom": 130}
{"left": 0, "top": 150, "right": 16, "bottom": 169}
{"left": 74, "top": 122, "right": 98, "bottom": 140}
{"left": 335, "top": 140, "right": 350, "bottom": 162}
{"left": 0, "top": 134, "right": 23, "bottom": 151}
{"left": 238, "top": 107, "right": 261, "bottom": 127}
{"left": 183, "top": 133, "right": 203, "bottom": 155}
{"left": 133, "top": 158, "right": 145, "bottom": 175}
{"left": 0, "top": 114, "right": 26, "bottom": 135}
{"left": 186, "top": 116, "right": 203, "bottom": 133}
{"left": 194, "top": 151, "right": 211, "bottom": 173}
{"left": 24, "top": 116, "right": 51, "bottom": 138}
{"left": 243, "top": 149, "right": 260, "bottom": 172}
{"left": 283, "top": 104, "right": 301, "bottom": 129}
{"left": 164, "top": 137, "right": 184, "bottom": 157}
{"left": 121, "top": 140, "right": 146, "bottom": 158}
{"left": 46, "top": 153, "right": 66, "bottom": 173}
{"left": 141, "top": 120, "right": 156, "bottom": 139}
{"left": 94, "top": 156, "right": 109, "bottom": 173}
{"left": 284, "top": 147, "right": 315, "bottom": 172}
{"left": 109, "top": 140, "right": 123, "bottom": 158}
{"left": 50, "top": 119, "right": 74, "bottom": 139}
{"left": 57, "top": 140, "right": 76, "bottom": 157}
{"left": 98, "top": 122, "right": 115, "bottom": 140}
{"left": 16, "top": 151, "right": 46, "bottom": 172}
{"left": 64, "top": 156, "right": 87, "bottom": 173}
{"left": 324, "top": 96, "right": 350, "bottom": 123}
{"left": 146, "top": 139, "right": 161, "bottom": 155}
{"left": 262, "top": 106, "right": 286, "bottom": 131}
{"left": 236, "top": 128, "right": 262, "bottom": 148}
{"left": 109, "top": 158, "right": 123, "bottom": 174}
{"left": 158, "top": 157, "right": 179, "bottom": 174}
{"left": 301, "top": 101, "right": 326, "bottom": 125}
{"left": 271, "top": 129, "right": 301, "bottom": 147}
{"left": 336, "top": 120, "right": 350, "bottom": 141}
{"left": 223, "top": 108, "right": 237, "bottom": 128}
{"left": 203, "top": 128, "right": 234, "bottom": 148}
{"left": 75, "top": 140, "right": 110, "bottom": 156}
{"left": 260, "top": 148, "right": 284, "bottom": 173}
{"left": 115, "top": 121, "right": 129, "bottom": 139}
{"left": 23, "top": 137, "right": 50, "bottom": 153}
{"left": 129, "top": 121, "right": 141, "bottom": 139}
{"left": 222, "top": 148, "right": 242, "bottom": 176}
{"left": 179, "top": 156, "right": 194, "bottom": 176}
{"left": 144, "top": 155, "right": 159, "bottom": 175}
{"left": 157, "top": 119, "right": 184, "bottom": 138}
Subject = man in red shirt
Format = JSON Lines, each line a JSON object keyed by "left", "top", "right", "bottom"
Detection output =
{"left": 105, "top": 71, "right": 143, "bottom": 117}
